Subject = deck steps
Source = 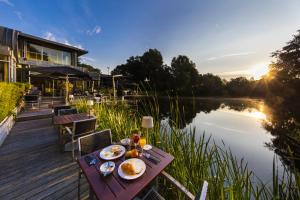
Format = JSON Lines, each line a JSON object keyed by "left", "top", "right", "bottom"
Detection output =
{"left": 16, "top": 109, "right": 53, "bottom": 122}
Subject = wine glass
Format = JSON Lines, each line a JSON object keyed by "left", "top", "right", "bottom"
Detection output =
{"left": 133, "top": 134, "right": 140, "bottom": 149}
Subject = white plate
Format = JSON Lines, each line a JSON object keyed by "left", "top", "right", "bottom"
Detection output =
{"left": 118, "top": 158, "right": 146, "bottom": 180}
{"left": 99, "top": 145, "right": 126, "bottom": 160}
{"left": 120, "top": 138, "right": 130, "bottom": 145}
{"left": 99, "top": 161, "right": 115, "bottom": 176}
{"left": 143, "top": 144, "right": 152, "bottom": 150}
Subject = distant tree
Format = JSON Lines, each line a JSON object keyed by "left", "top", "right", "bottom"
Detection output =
{"left": 270, "top": 30, "right": 300, "bottom": 102}
{"left": 226, "top": 77, "right": 251, "bottom": 97}
{"left": 170, "top": 55, "right": 199, "bottom": 95}
{"left": 196, "top": 73, "right": 225, "bottom": 96}
{"left": 141, "top": 49, "right": 165, "bottom": 89}
{"left": 77, "top": 58, "right": 101, "bottom": 73}
{"left": 112, "top": 49, "right": 174, "bottom": 92}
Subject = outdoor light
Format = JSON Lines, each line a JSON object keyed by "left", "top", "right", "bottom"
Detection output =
{"left": 87, "top": 100, "right": 94, "bottom": 106}
{"left": 69, "top": 94, "right": 74, "bottom": 102}
{"left": 142, "top": 116, "right": 154, "bottom": 142}
{"left": 142, "top": 116, "right": 154, "bottom": 129}
{"left": 87, "top": 100, "right": 94, "bottom": 116}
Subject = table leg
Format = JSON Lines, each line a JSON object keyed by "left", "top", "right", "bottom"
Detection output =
{"left": 89, "top": 186, "right": 94, "bottom": 200}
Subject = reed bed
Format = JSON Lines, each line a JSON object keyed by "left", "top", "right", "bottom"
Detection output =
{"left": 75, "top": 98, "right": 299, "bottom": 200}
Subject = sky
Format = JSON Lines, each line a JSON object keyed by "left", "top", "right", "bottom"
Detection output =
{"left": 1, "top": 0, "right": 300, "bottom": 78}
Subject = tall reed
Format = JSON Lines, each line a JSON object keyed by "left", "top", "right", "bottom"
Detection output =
{"left": 74, "top": 97, "right": 299, "bottom": 199}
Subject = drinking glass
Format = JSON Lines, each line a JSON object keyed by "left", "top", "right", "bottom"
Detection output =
{"left": 140, "top": 137, "right": 146, "bottom": 148}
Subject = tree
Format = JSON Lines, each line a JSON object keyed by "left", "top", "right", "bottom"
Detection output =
{"left": 270, "top": 30, "right": 300, "bottom": 102}
{"left": 170, "top": 55, "right": 199, "bottom": 95}
{"left": 77, "top": 58, "right": 101, "bottom": 73}
{"left": 226, "top": 77, "right": 251, "bottom": 97}
{"left": 196, "top": 73, "right": 225, "bottom": 96}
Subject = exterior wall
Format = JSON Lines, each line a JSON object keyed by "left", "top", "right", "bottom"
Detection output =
{"left": 0, "top": 46, "right": 17, "bottom": 82}
{"left": 1, "top": 26, "right": 87, "bottom": 83}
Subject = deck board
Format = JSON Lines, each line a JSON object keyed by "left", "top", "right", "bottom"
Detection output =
{"left": 0, "top": 110, "right": 89, "bottom": 200}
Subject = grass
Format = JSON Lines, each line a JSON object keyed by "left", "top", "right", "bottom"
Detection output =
{"left": 74, "top": 97, "right": 300, "bottom": 200}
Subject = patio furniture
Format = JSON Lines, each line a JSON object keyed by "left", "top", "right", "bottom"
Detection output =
{"left": 77, "top": 129, "right": 112, "bottom": 199}
{"left": 53, "top": 113, "right": 90, "bottom": 126}
{"left": 53, "top": 113, "right": 92, "bottom": 152}
{"left": 58, "top": 108, "right": 78, "bottom": 116}
{"left": 77, "top": 146, "right": 174, "bottom": 200}
{"left": 24, "top": 94, "right": 40, "bottom": 109}
{"left": 53, "top": 105, "right": 71, "bottom": 116}
{"left": 64, "top": 118, "right": 97, "bottom": 160}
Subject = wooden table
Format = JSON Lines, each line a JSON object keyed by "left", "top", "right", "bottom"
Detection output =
{"left": 53, "top": 113, "right": 92, "bottom": 151}
{"left": 78, "top": 146, "right": 174, "bottom": 200}
{"left": 53, "top": 113, "right": 91, "bottom": 126}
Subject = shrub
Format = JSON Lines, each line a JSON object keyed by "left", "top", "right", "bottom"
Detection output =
{"left": 0, "top": 82, "right": 28, "bottom": 122}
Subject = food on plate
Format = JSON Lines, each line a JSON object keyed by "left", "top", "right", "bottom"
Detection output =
{"left": 110, "top": 146, "right": 122, "bottom": 156}
{"left": 125, "top": 150, "right": 132, "bottom": 158}
{"left": 104, "top": 152, "right": 111, "bottom": 157}
{"left": 125, "top": 149, "right": 139, "bottom": 158}
{"left": 131, "top": 149, "right": 139, "bottom": 157}
{"left": 121, "top": 162, "right": 135, "bottom": 175}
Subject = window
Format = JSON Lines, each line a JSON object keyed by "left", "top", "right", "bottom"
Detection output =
{"left": 27, "top": 43, "right": 42, "bottom": 60}
{"left": 26, "top": 43, "right": 71, "bottom": 65}
{"left": 0, "top": 55, "right": 9, "bottom": 82}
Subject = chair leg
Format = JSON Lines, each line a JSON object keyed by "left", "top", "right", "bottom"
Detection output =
{"left": 78, "top": 171, "right": 81, "bottom": 200}
{"left": 72, "top": 141, "right": 75, "bottom": 161}
{"left": 89, "top": 186, "right": 94, "bottom": 200}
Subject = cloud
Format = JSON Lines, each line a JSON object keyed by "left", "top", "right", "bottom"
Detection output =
{"left": 80, "top": 56, "right": 96, "bottom": 63}
{"left": 43, "top": 32, "right": 57, "bottom": 41}
{"left": 0, "top": 0, "right": 14, "bottom": 6}
{"left": 219, "top": 70, "right": 250, "bottom": 76}
{"left": 14, "top": 11, "right": 23, "bottom": 20}
{"left": 63, "top": 40, "right": 84, "bottom": 49}
{"left": 207, "top": 52, "right": 255, "bottom": 61}
{"left": 43, "top": 31, "right": 84, "bottom": 49}
{"left": 86, "top": 25, "right": 102, "bottom": 35}
{"left": 218, "top": 69, "right": 252, "bottom": 79}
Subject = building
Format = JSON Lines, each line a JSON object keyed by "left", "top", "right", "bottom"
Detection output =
{"left": 0, "top": 26, "right": 95, "bottom": 96}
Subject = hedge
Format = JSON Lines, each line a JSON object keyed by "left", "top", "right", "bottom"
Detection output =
{"left": 0, "top": 82, "right": 30, "bottom": 122}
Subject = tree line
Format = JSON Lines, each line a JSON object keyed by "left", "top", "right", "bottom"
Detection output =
{"left": 111, "top": 49, "right": 269, "bottom": 97}
{"left": 111, "top": 29, "right": 299, "bottom": 103}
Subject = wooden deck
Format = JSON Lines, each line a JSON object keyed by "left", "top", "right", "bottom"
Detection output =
{"left": 0, "top": 109, "right": 90, "bottom": 200}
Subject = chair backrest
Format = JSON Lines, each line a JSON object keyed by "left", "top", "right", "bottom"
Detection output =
{"left": 78, "top": 129, "right": 112, "bottom": 157}
{"left": 58, "top": 108, "right": 78, "bottom": 116}
{"left": 73, "top": 117, "right": 97, "bottom": 138}
{"left": 54, "top": 105, "right": 71, "bottom": 115}
{"left": 195, "top": 181, "right": 208, "bottom": 200}
{"left": 24, "top": 95, "right": 39, "bottom": 103}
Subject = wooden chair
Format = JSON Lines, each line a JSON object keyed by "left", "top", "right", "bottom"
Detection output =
{"left": 54, "top": 105, "right": 71, "bottom": 116}
{"left": 64, "top": 118, "right": 97, "bottom": 160}
{"left": 77, "top": 129, "right": 112, "bottom": 199}
{"left": 24, "top": 95, "right": 40, "bottom": 109}
{"left": 140, "top": 171, "right": 208, "bottom": 200}
{"left": 58, "top": 108, "right": 78, "bottom": 116}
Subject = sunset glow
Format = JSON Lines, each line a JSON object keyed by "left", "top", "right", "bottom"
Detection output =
{"left": 250, "top": 63, "right": 270, "bottom": 80}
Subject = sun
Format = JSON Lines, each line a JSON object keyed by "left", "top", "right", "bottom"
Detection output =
{"left": 250, "top": 63, "right": 269, "bottom": 80}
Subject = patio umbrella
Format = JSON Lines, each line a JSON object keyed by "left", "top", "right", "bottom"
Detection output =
{"left": 29, "top": 66, "right": 92, "bottom": 103}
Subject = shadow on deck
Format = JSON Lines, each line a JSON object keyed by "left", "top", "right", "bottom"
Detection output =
{"left": 0, "top": 108, "right": 89, "bottom": 200}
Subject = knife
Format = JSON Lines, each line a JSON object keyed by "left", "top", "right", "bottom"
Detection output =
{"left": 142, "top": 153, "right": 160, "bottom": 164}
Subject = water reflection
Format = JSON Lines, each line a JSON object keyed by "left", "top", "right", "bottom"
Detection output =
{"left": 137, "top": 97, "right": 300, "bottom": 178}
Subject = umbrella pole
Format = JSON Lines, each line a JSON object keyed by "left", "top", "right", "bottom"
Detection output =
{"left": 52, "top": 79, "right": 55, "bottom": 98}
{"left": 65, "top": 75, "right": 69, "bottom": 104}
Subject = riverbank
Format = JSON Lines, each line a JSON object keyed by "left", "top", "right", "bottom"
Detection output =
{"left": 75, "top": 98, "right": 300, "bottom": 199}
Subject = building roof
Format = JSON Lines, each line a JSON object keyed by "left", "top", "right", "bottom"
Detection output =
{"left": 29, "top": 65, "right": 91, "bottom": 80}
{"left": 19, "top": 32, "right": 88, "bottom": 56}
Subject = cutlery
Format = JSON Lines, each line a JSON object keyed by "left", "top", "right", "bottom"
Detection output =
{"left": 142, "top": 153, "right": 160, "bottom": 164}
